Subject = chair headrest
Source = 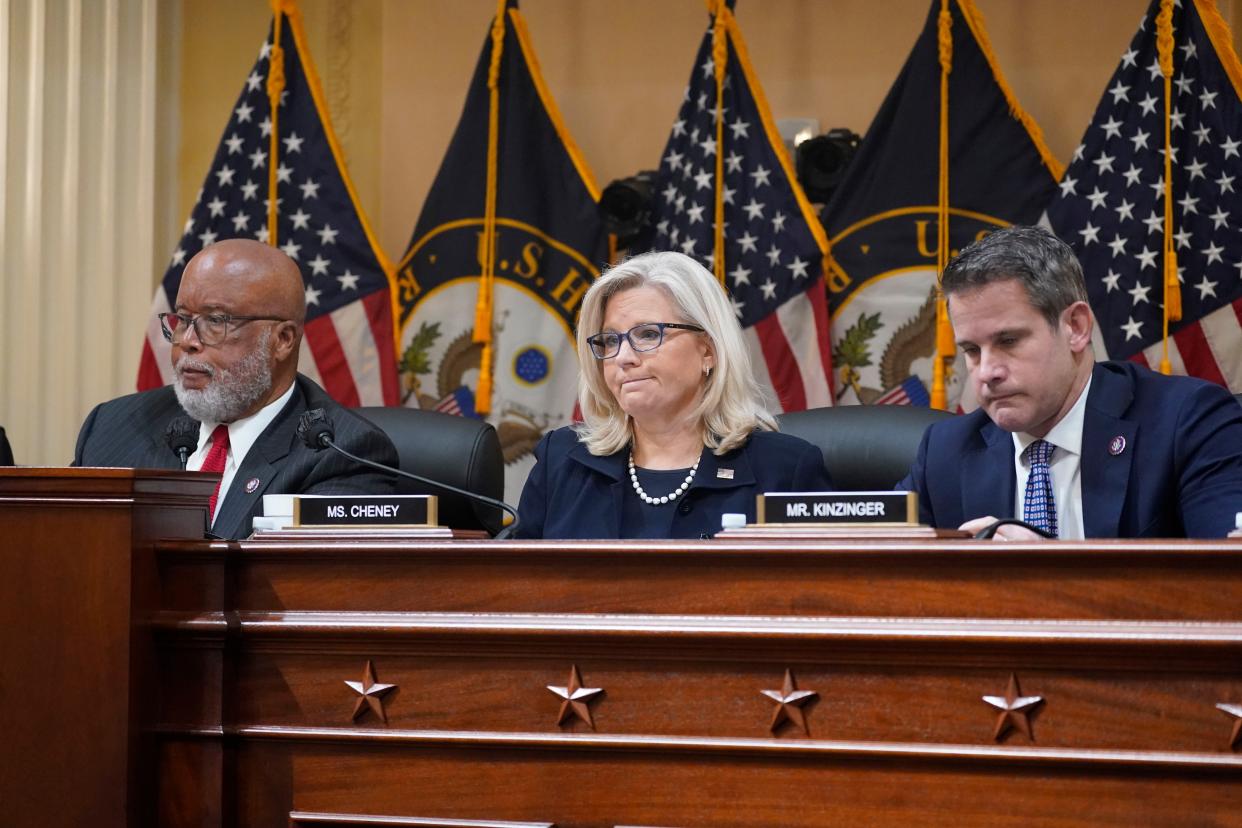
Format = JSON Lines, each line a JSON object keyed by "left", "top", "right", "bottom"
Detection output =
{"left": 355, "top": 407, "right": 504, "bottom": 535}
{"left": 777, "top": 405, "right": 954, "bottom": 491}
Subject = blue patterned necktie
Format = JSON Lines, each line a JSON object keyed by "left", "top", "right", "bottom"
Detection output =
{"left": 1022, "top": 439, "right": 1058, "bottom": 537}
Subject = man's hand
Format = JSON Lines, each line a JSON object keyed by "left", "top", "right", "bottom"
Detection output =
{"left": 958, "top": 516, "right": 1047, "bottom": 541}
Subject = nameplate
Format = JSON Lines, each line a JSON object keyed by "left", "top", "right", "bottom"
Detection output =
{"left": 756, "top": 491, "right": 918, "bottom": 526}
{"left": 293, "top": 495, "right": 438, "bottom": 527}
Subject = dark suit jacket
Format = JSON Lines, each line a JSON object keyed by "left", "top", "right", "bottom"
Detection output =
{"left": 899, "top": 361, "right": 1242, "bottom": 538}
{"left": 0, "top": 426, "right": 13, "bottom": 465}
{"left": 73, "top": 374, "right": 397, "bottom": 539}
{"left": 516, "top": 426, "right": 834, "bottom": 539}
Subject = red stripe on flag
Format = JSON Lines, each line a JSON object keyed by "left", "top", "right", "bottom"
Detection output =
{"left": 1232, "top": 296, "right": 1242, "bottom": 329}
{"left": 874, "top": 387, "right": 910, "bottom": 406}
{"left": 137, "top": 340, "right": 164, "bottom": 391}
{"left": 434, "top": 396, "right": 462, "bottom": 416}
{"left": 754, "top": 314, "right": 807, "bottom": 412}
{"left": 1173, "top": 323, "right": 1228, "bottom": 387}
{"left": 806, "top": 279, "right": 834, "bottom": 400}
{"left": 1128, "top": 350, "right": 1150, "bottom": 369}
{"left": 304, "top": 314, "right": 362, "bottom": 407}
{"left": 363, "top": 290, "right": 400, "bottom": 406}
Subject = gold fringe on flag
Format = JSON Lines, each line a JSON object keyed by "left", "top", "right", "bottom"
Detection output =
{"left": 931, "top": 0, "right": 954, "bottom": 410}
{"left": 266, "top": 0, "right": 290, "bottom": 246}
{"left": 1157, "top": 0, "right": 1182, "bottom": 375}
{"left": 711, "top": 0, "right": 729, "bottom": 287}
{"left": 472, "top": 0, "right": 508, "bottom": 416}
{"left": 957, "top": 0, "right": 1064, "bottom": 181}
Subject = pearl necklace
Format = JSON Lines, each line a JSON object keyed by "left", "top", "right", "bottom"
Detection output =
{"left": 628, "top": 451, "right": 700, "bottom": 506}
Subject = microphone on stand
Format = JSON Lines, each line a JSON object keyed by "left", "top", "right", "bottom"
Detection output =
{"left": 295, "top": 408, "right": 521, "bottom": 539}
{"left": 165, "top": 416, "right": 200, "bottom": 471}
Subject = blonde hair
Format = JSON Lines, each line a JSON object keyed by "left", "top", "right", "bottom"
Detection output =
{"left": 575, "top": 251, "right": 776, "bottom": 456}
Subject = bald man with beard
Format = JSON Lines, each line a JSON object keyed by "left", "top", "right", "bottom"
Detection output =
{"left": 74, "top": 239, "right": 397, "bottom": 539}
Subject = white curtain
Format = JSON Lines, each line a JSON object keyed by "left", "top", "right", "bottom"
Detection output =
{"left": 0, "top": 0, "right": 176, "bottom": 465}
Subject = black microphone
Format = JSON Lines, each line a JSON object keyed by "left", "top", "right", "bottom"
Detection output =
{"left": 296, "top": 408, "right": 521, "bottom": 539}
{"left": 165, "top": 416, "right": 200, "bottom": 471}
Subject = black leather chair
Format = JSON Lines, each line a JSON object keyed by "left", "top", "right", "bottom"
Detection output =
{"left": 356, "top": 407, "right": 504, "bottom": 535}
{"left": 777, "top": 405, "right": 956, "bottom": 491}
{"left": 0, "top": 426, "right": 12, "bottom": 465}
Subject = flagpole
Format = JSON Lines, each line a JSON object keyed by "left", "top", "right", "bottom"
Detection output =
{"left": 1157, "top": 0, "right": 1181, "bottom": 374}
{"left": 472, "top": 0, "right": 508, "bottom": 417}
{"left": 266, "top": 0, "right": 289, "bottom": 247}
{"left": 931, "top": 0, "right": 954, "bottom": 410}
{"left": 711, "top": 0, "right": 728, "bottom": 288}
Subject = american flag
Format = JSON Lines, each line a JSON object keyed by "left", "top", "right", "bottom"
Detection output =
{"left": 137, "top": 9, "right": 400, "bottom": 406}
{"left": 1047, "top": 0, "right": 1242, "bottom": 390}
{"left": 650, "top": 7, "right": 833, "bottom": 412}
{"left": 433, "top": 388, "right": 472, "bottom": 418}
{"left": 875, "top": 376, "right": 931, "bottom": 407}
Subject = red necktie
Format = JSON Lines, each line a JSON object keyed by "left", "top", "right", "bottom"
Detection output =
{"left": 200, "top": 424, "right": 230, "bottom": 522}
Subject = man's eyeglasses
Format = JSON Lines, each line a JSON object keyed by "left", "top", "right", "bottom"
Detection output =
{"left": 586, "top": 322, "right": 705, "bottom": 360}
{"left": 158, "top": 311, "right": 287, "bottom": 347}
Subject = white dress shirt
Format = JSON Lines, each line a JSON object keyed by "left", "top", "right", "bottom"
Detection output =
{"left": 1011, "top": 377, "right": 1091, "bottom": 540}
{"left": 186, "top": 382, "right": 296, "bottom": 525}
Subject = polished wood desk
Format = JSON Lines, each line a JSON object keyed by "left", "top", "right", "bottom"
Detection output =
{"left": 5, "top": 468, "right": 1242, "bottom": 827}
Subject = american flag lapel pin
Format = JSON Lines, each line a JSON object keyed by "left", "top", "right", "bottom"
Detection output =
{"left": 717, "top": 468, "right": 734, "bottom": 479}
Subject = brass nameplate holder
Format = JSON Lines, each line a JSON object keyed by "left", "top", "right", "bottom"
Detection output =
{"left": 293, "top": 494, "right": 438, "bottom": 528}
{"left": 718, "top": 491, "right": 964, "bottom": 539}
{"left": 757, "top": 491, "right": 918, "bottom": 526}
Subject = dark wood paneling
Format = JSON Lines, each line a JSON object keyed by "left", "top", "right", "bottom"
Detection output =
{"left": 231, "top": 738, "right": 1242, "bottom": 827}
{"left": 10, "top": 472, "right": 1242, "bottom": 827}
{"left": 0, "top": 468, "right": 214, "bottom": 828}
{"left": 154, "top": 612, "right": 1242, "bottom": 752}
{"left": 156, "top": 538, "right": 1242, "bottom": 620}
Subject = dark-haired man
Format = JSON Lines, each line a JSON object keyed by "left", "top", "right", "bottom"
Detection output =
{"left": 900, "top": 225, "right": 1242, "bottom": 539}
{"left": 74, "top": 239, "right": 396, "bottom": 539}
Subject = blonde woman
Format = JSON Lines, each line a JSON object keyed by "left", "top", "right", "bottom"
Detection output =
{"left": 516, "top": 251, "right": 832, "bottom": 539}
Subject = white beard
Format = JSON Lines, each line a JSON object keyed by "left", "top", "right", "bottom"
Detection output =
{"left": 173, "top": 329, "right": 273, "bottom": 423}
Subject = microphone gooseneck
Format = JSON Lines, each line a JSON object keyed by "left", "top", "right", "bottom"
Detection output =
{"left": 973, "top": 518, "right": 1057, "bottom": 540}
{"left": 165, "top": 416, "right": 199, "bottom": 471}
{"left": 295, "top": 408, "right": 520, "bottom": 539}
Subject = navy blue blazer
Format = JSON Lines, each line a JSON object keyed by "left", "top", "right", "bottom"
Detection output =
{"left": 516, "top": 426, "right": 834, "bottom": 539}
{"left": 899, "top": 361, "right": 1242, "bottom": 538}
{"left": 73, "top": 373, "right": 397, "bottom": 540}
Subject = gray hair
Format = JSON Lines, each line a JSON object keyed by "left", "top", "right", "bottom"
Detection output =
{"left": 941, "top": 225, "right": 1088, "bottom": 328}
{"left": 575, "top": 251, "right": 776, "bottom": 456}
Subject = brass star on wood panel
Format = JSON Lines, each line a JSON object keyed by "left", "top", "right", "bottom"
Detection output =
{"left": 1216, "top": 702, "right": 1242, "bottom": 749}
{"left": 547, "top": 665, "right": 604, "bottom": 729}
{"left": 982, "top": 673, "right": 1044, "bottom": 742}
{"left": 761, "top": 669, "right": 818, "bottom": 735}
{"left": 344, "top": 660, "right": 397, "bottom": 723}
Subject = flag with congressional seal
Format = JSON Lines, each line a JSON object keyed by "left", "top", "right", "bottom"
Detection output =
{"left": 650, "top": 1, "right": 834, "bottom": 413}
{"left": 137, "top": 0, "right": 400, "bottom": 407}
{"left": 394, "top": 0, "right": 606, "bottom": 503}
{"left": 822, "top": 0, "right": 1061, "bottom": 409}
{"left": 1046, "top": 0, "right": 1242, "bottom": 390}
